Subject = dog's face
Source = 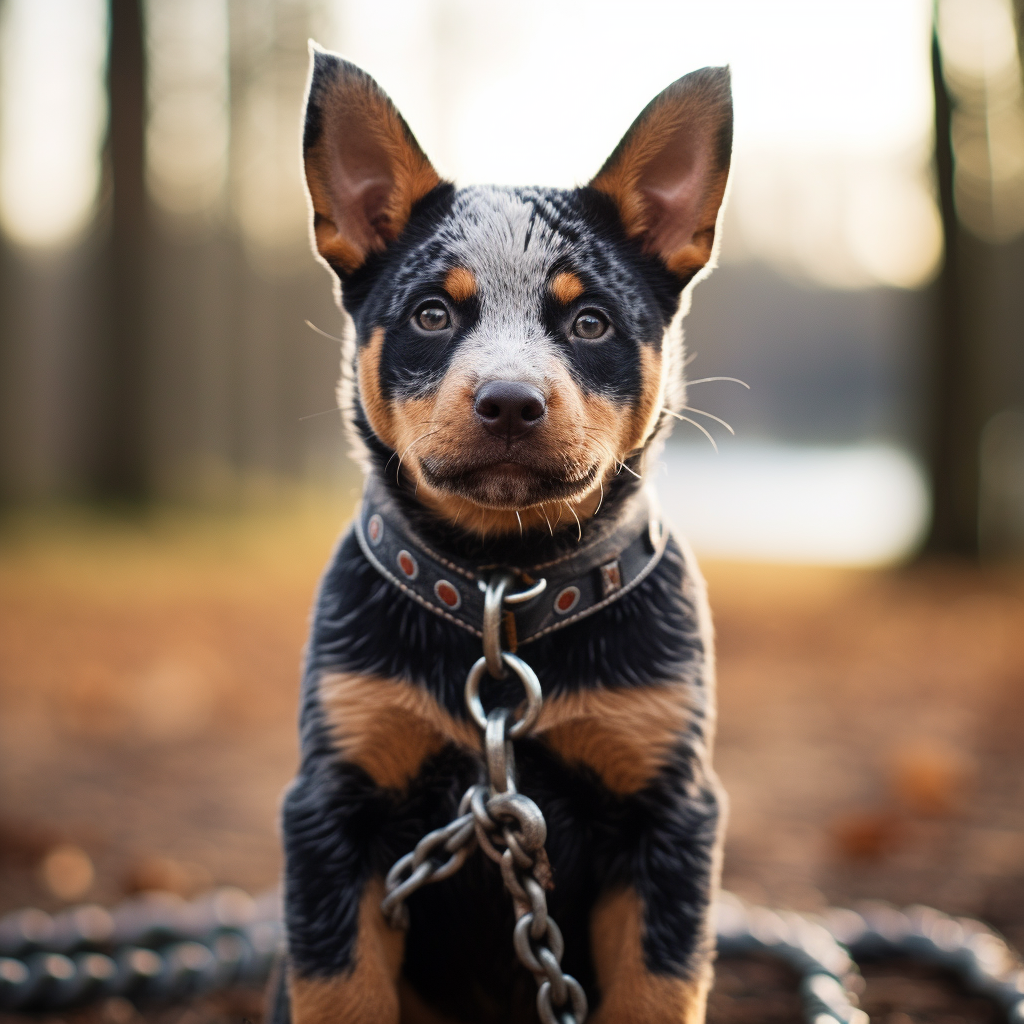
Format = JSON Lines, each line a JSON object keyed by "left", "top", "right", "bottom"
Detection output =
{"left": 302, "top": 50, "right": 731, "bottom": 535}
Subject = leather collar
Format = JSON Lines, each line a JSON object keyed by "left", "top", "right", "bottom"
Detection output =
{"left": 353, "top": 475, "right": 668, "bottom": 646}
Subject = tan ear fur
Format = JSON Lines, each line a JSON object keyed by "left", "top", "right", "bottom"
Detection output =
{"left": 590, "top": 67, "right": 732, "bottom": 280}
{"left": 302, "top": 46, "right": 443, "bottom": 274}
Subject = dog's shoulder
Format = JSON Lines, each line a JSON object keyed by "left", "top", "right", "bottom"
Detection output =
{"left": 298, "top": 523, "right": 713, "bottom": 797}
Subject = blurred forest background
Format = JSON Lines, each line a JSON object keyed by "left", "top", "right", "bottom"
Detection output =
{"left": 0, "top": 0, "right": 1021, "bottom": 560}
{"left": 2, "top": 2, "right": 1024, "bottom": 1022}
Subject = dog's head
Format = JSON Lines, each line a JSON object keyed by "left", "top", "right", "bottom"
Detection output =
{"left": 302, "top": 47, "right": 731, "bottom": 538}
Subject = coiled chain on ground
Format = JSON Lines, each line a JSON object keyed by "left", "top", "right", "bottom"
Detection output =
{"left": 3, "top": 886, "right": 1024, "bottom": 1020}
{"left": 0, "top": 887, "right": 282, "bottom": 1012}
{"left": 3, "top": 571, "right": 1022, "bottom": 1020}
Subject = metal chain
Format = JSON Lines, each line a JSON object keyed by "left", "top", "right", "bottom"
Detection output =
{"left": 382, "top": 572, "right": 588, "bottom": 1024}
{"left": 0, "top": 888, "right": 283, "bottom": 1012}
{"left": 4, "top": 578, "right": 1023, "bottom": 1020}
{"left": 3, "top": 887, "right": 1023, "bottom": 1019}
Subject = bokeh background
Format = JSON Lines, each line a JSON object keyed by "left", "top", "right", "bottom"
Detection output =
{"left": 1, "top": 1, "right": 1024, "bottom": 1021}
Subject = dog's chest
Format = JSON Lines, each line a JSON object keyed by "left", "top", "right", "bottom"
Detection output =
{"left": 304, "top": 528, "right": 713, "bottom": 792}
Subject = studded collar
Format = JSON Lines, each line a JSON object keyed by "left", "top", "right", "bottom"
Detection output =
{"left": 353, "top": 474, "right": 668, "bottom": 646}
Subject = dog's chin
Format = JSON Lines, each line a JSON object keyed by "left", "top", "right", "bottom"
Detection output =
{"left": 417, "top": 458, "right": 600, "bottom": 511}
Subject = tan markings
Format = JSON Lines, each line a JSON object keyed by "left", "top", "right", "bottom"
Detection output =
{"left": 590, "top": 96, "right": 691, "bottom": 239}
{"left": 591, "top": 888, "right": 711, "bottom": 1024}
{"left": 443, "top": 266, "right": 477, "bottom": 302}
{"left": 357, "top": 327, "right": 397, "bottom": 449}
{"left": 319, "top": 672, "right": 480, "bottom": 789}
{"left": 549, "top": 271, "right": 584, "bottom": 304}
{"left": 290, "top": 878, "right": 404, "bottom": 1024}
{"left": 535, "top": 685, "right": 696, "bottom": 794}
{"left": 307, "top": 196, "right": 365, "bottom": 274}
{"left": 590, "top": 76, "right": 730, "bottom": 278}
{"left": 414, "top": 488, "right": 605, "bottom": 540}
{"left": 665, "top": 227, "right": 719, "bottom": 280}
{"left": 581, "top": 388, "right": 635, "bottom": 483}
{"left": 624, "top": 342, "right": 665, "bottom": 454}
{"left": 359, "top": 319, "right": 637, "bottom": 539}
{"left": 391, "top": 356, "right": 632, "bottom": 538}
{"left": 304, "top": 62, "right": 442, "bottom": 273}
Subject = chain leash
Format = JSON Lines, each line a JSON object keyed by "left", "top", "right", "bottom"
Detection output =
{"left": 381, "top": 572, "right": 588, "bottom": 1024}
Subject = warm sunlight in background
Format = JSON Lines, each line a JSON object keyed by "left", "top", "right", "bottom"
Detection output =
{"left": 2, "top": 0, "right": 943, "bottom": 286}
{"left": 1, "top": 0, "right": 1023, "bottom": 564}
{"left": 2, "top": 10, "right": 1024, "bottom": 1010}
{"left": 0, "top": 0, "right": 108, "bottom": 246}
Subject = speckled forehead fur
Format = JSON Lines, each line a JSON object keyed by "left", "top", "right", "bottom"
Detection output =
{"left": 355, "top": 183, "right": 681, "bottom": 404}
{"left": 425, "top": 186, "right": 649, "bottom": 330}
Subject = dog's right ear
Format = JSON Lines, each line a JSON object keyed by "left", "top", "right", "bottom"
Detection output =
{"left": 590, "top": 67, "right": 732, "bottom": 283}
{"left": 302, "top": 45, "right": 443, "bottom": 275}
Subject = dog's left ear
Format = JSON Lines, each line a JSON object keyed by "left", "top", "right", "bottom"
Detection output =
{"left": 302, "top": 44, "right": 443, "bottom": 275}
{"left": 590, "top": 67, "right": 732, "bottom": 282}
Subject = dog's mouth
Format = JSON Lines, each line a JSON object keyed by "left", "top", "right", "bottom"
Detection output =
{"left": 418, "top": 456, "right": 601, "bottom": 510}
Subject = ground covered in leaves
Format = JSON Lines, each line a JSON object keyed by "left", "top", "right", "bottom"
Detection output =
{"left": 1, "top": 504, "right": 1023, "bottom": 1023}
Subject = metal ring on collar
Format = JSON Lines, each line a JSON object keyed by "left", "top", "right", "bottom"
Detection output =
{"left": 504, "top": 577, "right": 547, "bottom": 605}
{"left": 482, "top": 575, "right": 548, "bottom": 679}
{"left": 465, "top": 653, "right": 543, "bottom": 738}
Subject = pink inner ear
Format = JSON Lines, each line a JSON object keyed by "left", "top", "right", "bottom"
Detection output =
{"left": 324, "top": 129, "right": 396, "bottom": 254}
{"left": 638, "top": 133, "right": 711, "bottom": 260}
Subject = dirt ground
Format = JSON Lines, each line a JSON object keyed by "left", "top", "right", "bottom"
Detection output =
{"left": 1, "top": 502, "right": 1023, "bottom": 1023}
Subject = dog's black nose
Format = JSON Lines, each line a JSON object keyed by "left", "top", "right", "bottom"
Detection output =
{"left": 474, "top": 381, "right": 546, "bottom": 440}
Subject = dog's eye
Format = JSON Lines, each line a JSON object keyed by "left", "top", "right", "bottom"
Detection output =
{"left": 415, "top": 305, "right": 450, "bottom": 332}
{"left": 572, "top": 311, "right": 608, "bottom": 340}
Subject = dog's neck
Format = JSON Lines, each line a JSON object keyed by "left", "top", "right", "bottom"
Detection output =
{"left": 365, "top": 459, "right": 648, "bottom": 569}
{"left": 355, "top": 466, "right": 666, "bottom": 644}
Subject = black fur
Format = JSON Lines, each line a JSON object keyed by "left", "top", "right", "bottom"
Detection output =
{"left": 282, "top": 52, "right": 732, "bottom": 1024}
{"left": 282, "top": 534, "right": 719, "bottom": 1019}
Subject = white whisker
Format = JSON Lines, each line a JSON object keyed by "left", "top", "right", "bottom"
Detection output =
{"left": 297, "top": 406, "right": 342, "bottom": 422}
{"left": 397, "top": 428, "right": 440, "bottom": 477}
{"left": 541, "top": 505, "right": 553, "bottom": 536}
{"left": 681, "top": 405, "right": 735, "bottom": 435}
{"left": 664, "top": 411, "right": 718, "bottom": 452}
{"left": 686, "top": 375, "right": 750, "bottom": 389}
{"left": 515, "top": 510, "right": 523, "bottom": 537}
{"left": 595, "top": 477, "right": 605, "bottom": 515}
{"left": 304, "top": 319, "right": 345, "bottom": 343}
{"left": 564, "top": 501, "right": 582, "bottom": 542}
{"left": 615, "top": 459, "right": 642, "bottom": 480}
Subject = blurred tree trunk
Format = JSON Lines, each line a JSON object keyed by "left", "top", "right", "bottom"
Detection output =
{"left": 98, "top": 0, "right": 149, "bottom": 499}
{"left": 924, "top": 29, "right": 979, "bottom": 554}
{"left": 1015, "top": 0, "right": 1024, "bottom": 75}
{"left": 926, "top": 4, "right": 1024, "bottom": 557}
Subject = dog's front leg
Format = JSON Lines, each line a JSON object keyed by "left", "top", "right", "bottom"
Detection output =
{"left": 280, "top": 768, "right": 404, "bottom": 1024}
{"left": 589, "top": 759, "right": 724, "bottom": 1024}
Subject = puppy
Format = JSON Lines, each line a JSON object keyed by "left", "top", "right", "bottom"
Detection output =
{"left": 277, "top": 44, "right": 732, "bottom": 1024}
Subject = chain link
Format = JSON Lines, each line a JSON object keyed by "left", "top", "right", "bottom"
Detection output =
{"left": 382, "top": 571, "right": 588, "bottom": 1024}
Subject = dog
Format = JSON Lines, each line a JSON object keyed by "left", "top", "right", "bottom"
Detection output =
{"left": 276, "top": 43, "right": 732, "bottom": 1024}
